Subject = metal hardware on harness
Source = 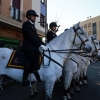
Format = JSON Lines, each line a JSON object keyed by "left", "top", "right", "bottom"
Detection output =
{"left": 43, "top": 49, "right": 51, "bottom": 68}
{"left": 42, "top": 52, "right": 63, "bottom": 68}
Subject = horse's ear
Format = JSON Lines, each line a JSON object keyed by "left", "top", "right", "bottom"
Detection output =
{"left": 74, "top": 22, "right": 80, "bottom": 29}
{"left": 92, "top": 34, "right": 97, "bottom": 39}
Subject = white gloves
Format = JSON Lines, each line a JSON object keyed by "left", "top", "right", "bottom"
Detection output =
{"left": 40, "top": 45, "right": 48, "bottom": 50}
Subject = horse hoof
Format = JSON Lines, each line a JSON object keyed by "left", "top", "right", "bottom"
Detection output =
{"left": 0, "top": 86, "right": 3, "bottom": 92}
{"left": 67, "top": 93, "right": 71, "bottom": 100}
{"left": 70, "top": 90, "right": 74, "bottom": 95}
{"left": 79, "top": 81, "right": 82, "bottom": 86}
{"left": 84, "top": 80, "right": 87, "bottom": 85}
{"left": 63, "top": 96, "right": 67, "bottom": 100}
{"left": 34, "top": 92, "right": 38, "bottom": 95}
{"left": 76, "top": 88, "right": 80, "bottom": 92}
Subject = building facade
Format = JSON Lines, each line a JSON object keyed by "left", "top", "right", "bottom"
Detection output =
{"left": 0, "top": 0, "right": 47, "bottom": 49}
{"left": 80, "top": 15, "right": 100, "bottom": 40}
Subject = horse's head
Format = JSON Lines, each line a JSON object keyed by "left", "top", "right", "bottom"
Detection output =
{"left": 73, "top": 22, "right": 92, "bottom": 52}
{"left": 90, "top": 34, "right": 100, "bottom": 60}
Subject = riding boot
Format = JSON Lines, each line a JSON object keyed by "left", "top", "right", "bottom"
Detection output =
{"left": 22, "top": 63, "right": 34, "bottom": 86}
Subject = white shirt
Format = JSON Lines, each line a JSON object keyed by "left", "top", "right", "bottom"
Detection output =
{"left": 51, "top": 30, "right": 56, "bottom": 34}
{"left": 28, "top": 20, "right": 35, "bottom": 25}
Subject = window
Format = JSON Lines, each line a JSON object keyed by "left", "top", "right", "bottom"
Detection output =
{"left": 84, "top": 24, "right": 87, "bottom": 29}
{"left": 92, "top": 23, "right": 97, "bottom": 35}
{"left": 12, "top": 0, "right": 20, "bottom": 9}
{"left": 88, "top": 23, "right": 91, "bottom": 28}
{"left": 40, "top": 14, "right": 45, "bottom": 27}
{"left": 88, "top": 31, "right": 91, "bottom": 35}
{"left": 11, "top": 0, "right": 21, "bottom": 21}
{"left": 85, "top": 30, "right": 87, "bottom": 33}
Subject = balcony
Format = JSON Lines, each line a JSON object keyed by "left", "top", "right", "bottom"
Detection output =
{"left": 10, "top": 6, "right": 25, "bottom": 23}
{"left": 0, "top": 3, "right": 45, "bottom": 37}
{"left": 0, "top": 4, "right": 25, "bottom": 29}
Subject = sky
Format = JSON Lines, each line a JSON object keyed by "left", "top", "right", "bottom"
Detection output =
{"left": 47, "top": 0, "right": 100, "bottom": 35}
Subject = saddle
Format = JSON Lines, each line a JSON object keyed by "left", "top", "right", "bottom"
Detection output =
{"left": 7, "top": 50, "right": 42, "bottom": 70}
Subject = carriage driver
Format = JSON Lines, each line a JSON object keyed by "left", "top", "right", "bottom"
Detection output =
{"left": 21, "top": 9, "right": 48, "bottom": 86}
{"left": 47, "top": 22, "right": 58, "bottom": 43}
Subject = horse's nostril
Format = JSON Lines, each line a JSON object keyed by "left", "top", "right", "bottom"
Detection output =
{"left": 90, "top": 47, "right": 92, "bottom": 51}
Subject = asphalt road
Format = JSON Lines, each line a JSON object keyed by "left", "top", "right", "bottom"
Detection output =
{"left": 0, "top": 61, "right": 100, "bottom": 100}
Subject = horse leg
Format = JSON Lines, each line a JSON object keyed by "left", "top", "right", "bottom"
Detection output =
{"left": 30, "top": 82, "right": 38, "bottom": 98}
{"left": 70, "top": 78, "right": 75, "bottom": 95}
{"left": 79, "top": 72, "right": 83, "bottom": 86}
{"left": 63, "top": 72, "right": 72, "bottom": 100}
{"left": 45, "top": 80, "right": 55, "bottom": 100}
{"left": 83, "top": 67, "right": 88, "bottom": 85}
{"left": 0, "top": 75, "right": 4, "bottom": 92}
{"left": 75, "top": 75, "right": 80, "bottom": 92}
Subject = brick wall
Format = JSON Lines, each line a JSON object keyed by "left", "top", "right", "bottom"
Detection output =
{"left": 1, "top": 0, "right": 32, "bottom": 20}
{"left": 23, "top": 0, "right": 32, "bottom": 21}
{"left": 1, "top": 0, "right": 10, "bottom": 17}
{"left": 0, "top": 26, "right": 23, "bottom": 41}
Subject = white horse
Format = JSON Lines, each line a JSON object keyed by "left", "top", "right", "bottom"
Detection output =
{"left": 62, "top": 34, "right": 100, "bottom": 100}
{"left": 72, "top": 35, "right": 100, "bottom": 94}
{"left": 0, "top": 22, "right": 92, "bottom": 100}
{"left": 78, "top": 35, "right": 100, "bottom": 86}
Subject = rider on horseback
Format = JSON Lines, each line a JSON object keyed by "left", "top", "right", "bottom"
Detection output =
{"left": 47, "top": 22, "right": 58, "bottom": 43}
{"left": 21, "top": 9, "right": 47, "bottom": 86}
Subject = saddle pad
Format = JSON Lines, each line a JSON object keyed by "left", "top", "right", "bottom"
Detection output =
{"left": 7, "top": 50, "right": 43, "bottom": 70}
{"left": 7, "top": 50, "right": 27, "bottom": 69}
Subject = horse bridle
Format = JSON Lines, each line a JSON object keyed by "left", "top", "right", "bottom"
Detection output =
{"left": 91, "top": 37, "right": 100, "bottom": 55}
{"left": 73, "top": 27, "right": 89, "bottom": 50}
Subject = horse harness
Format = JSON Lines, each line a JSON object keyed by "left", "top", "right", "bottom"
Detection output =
{"left": 42, "top": 26, "right": 89, "bottom": 68}
{"left": 70, "top": 58, "right": 79, "bottom": 67}
{"left": 91, "top": 37, "right": 100, "bottom": 55}
{"left": 81, "top": 59, "right": 87, "bottom": 66}
{"left": 73, "top": 27, "right": 89, "bottom": 50}
{"left": 33, "top": 27, "right": 90, "bottom": 82}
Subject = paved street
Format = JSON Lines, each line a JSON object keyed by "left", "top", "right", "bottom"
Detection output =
{"left": 0, "top": 62, "right": 100, "bottom": 100}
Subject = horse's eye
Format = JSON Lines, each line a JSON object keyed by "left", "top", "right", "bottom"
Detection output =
{"left": 80, "top": 32, "right": 84, "bottom": 35}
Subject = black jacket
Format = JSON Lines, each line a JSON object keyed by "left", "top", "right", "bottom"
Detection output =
{"left": 47, "top": 31, "right": 57, "bottom": 43}
{"left": 21, "top": 21, "right": 45, "bottom": 50}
